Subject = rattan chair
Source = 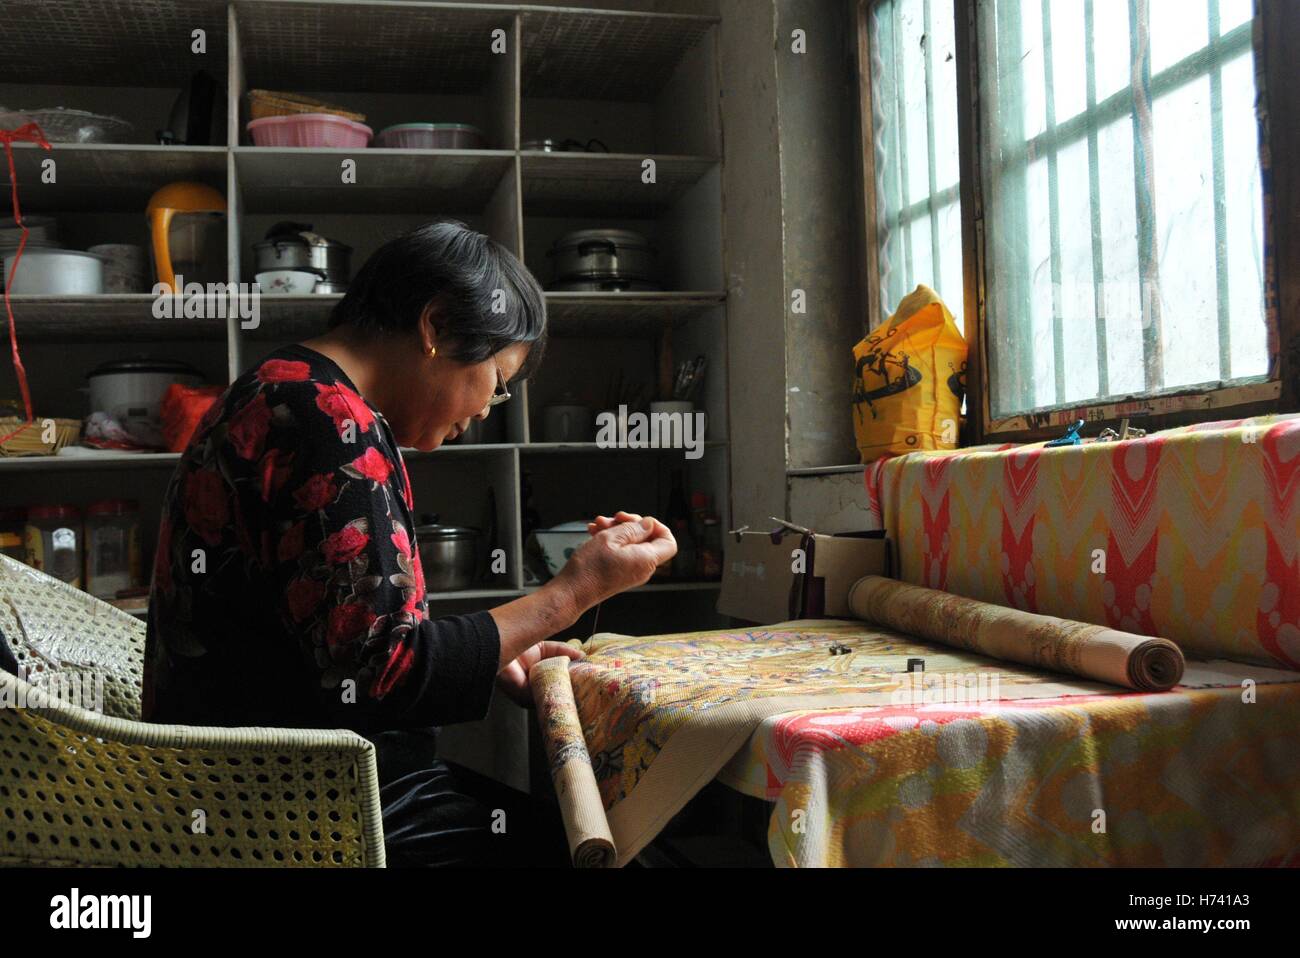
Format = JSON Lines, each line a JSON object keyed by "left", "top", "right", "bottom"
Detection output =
{"left": 0, "top": 553, "right": 386, "bottom": 866}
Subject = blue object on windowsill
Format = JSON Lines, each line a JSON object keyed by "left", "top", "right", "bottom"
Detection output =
{"left": 1044, "top": 418, "right": 1086, "bottom": 447}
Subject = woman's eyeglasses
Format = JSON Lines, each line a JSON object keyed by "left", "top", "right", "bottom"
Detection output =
{"left": 487, "top": 362, "right": 511, "bottom": 407}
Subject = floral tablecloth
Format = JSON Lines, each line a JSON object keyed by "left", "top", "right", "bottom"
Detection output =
{"left": 553, "top": 618, "right": 1300, "bottom": 866}
{"left": 718, "top": 681, "right": 1300, "bottom": 867}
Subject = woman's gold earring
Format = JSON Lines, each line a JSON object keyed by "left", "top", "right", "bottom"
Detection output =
{"left": 429, "top": 347, "right": 437, "bottom": 358}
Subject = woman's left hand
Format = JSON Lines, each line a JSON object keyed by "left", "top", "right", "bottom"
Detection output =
{"left": 495, "top": 640, "right": 585, "bottom": 709}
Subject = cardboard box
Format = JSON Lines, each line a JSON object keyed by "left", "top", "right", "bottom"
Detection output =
{"left": 716, "top": 525, "right": 890, "bottom": 625}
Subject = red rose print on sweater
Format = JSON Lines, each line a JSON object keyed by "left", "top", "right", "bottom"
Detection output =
{"left": 293, "top": 473, "right": 338, "bottom": 512}
{"left": 257, "top": 359, "right": 312, "bottom": 384}
{"left": 372, "top": 638, "right": 415, "bottom": 698}
{"left": 410, "top": 541, "right": 426, "bottom": 598}
{"left": 391, "top": 523, "right": 411, "bottom": 556}
{"left": 348, "top": 446, "right": 392, "bottom": 484}
{"left": 397, "top": 455, "right": 414, "bottom": 510}
{"left": 228, "top": 392, "right": 273, "bottom": 461}
{"left": 258, "top": 447, "right": 295, "bottom": 502}
{"left": 322, "top": 523, "right": 370, "bottom": 564}
{"left": 183, "top": 468, "right": 229, "bottom": 546}
{"left": 314, "top": 382, "right": 375, "bottom": 438}
{"left": 287, "top": 576, "right": 325, "bottom": 622}
{"left": 327, "top": 602, "right": 377, "bottom": 650}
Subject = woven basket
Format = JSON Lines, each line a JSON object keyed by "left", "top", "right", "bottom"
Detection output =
{"left": 0, "top": 416, "right": 81, "bottom": 457}
{"left": 248, "top": 89, "right": 366, "bottom": 123}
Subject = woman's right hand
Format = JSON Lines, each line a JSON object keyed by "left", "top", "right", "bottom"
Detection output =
{"left": 555, "top": 512, "right": 677, "bottom": 611}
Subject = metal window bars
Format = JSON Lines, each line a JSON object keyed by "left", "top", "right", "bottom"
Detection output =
{"left": 869, "top": 0, "right": 1263, "bottom": 417}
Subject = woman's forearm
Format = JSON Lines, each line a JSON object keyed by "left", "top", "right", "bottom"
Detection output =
{"left": 487, "top": 580, "right": 586, "bottom": 669}
{"left": 486, "top": 517, "right": 675, "bottom": 670}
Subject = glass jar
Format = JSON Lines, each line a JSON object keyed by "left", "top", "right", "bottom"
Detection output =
{"left": 85, "top": 499, "right": 142, "bottom": 599}
{"left": 24, "top": 504, "right": 83, "bottom": 588}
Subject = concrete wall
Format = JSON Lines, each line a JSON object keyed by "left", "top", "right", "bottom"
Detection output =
{"left": 775, "top": 0, "right": 865, "bottom": 472}
{"left": 718, "top": 0, "right": 790, "bottom": 529}
{"left": 719, "top": 0, "right": 874, "bottom": 534}
{"left": 787, "top": 469, "right": 877, "bottom": 532}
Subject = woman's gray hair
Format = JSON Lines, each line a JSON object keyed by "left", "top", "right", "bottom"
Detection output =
{"left": 329, "top": 219, "right": 547, "bottom": 380}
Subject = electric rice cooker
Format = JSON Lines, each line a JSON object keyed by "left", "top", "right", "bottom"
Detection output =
{"left": 86, "top": 358, "right": 204, "bottom": 444}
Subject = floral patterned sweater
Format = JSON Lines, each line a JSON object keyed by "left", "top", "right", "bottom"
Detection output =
{"left": 143, "top": 344, "right": 501, "bottom": 735}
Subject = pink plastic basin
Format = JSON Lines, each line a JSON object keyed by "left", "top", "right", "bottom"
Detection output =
{"left": 246, "top": 113, "right": 373, "bottom": 148}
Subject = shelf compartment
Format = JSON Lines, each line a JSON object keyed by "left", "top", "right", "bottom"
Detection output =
{"left": 1, "top": 144, "right": 228, "bottom": 213}
{"left": 232, "top": 147, "right": 514, "bottom": 214}
{"left": 525, "top": 165, "right": 723, "bottom": 291}
{"left": 519, "top": 9, "right": 719, "bottom": 158}
{"left": 520, "top": 152, "right": 718, "bottom": 217}
{"left": 0, "top": 0, "right": 229, "bottom": 87}
{"left": 233, "top": 1, "right": 513, "bottom": 95}
{"left": 518, "top": 8, "right": 716, "bottom": 101}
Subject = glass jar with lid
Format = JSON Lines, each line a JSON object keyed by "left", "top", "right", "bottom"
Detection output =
{"left": 24, "top": 504, "right": 83, "bottom": 588}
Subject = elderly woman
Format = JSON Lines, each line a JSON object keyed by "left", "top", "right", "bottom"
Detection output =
{"left": 143, "top": 220, "right": 677, "bottom": 866}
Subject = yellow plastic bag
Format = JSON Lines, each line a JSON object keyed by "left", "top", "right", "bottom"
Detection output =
{"left": 852, "top": 285, "right": 967, "bottom": 462}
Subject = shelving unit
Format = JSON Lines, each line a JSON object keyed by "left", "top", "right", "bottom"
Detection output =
{"left": 0, "top": 1, "right": 733, "bottom": 621}
{"left": 1, "top": 0, "right": 730, "bottom": 791}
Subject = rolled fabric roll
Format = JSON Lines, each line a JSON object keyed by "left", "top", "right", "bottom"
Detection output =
{"left": 530, "top": 656, "right": 617, "bottom": 868}
{"left": 847, "top": 575, "right": 1185, "bottom": 692}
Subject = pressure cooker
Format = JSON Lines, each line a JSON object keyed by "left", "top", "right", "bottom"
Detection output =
{"left": 547, "top": 228, "right": 657, "bottom": 283}
{"left": 252, "top": 221, "right": 352, "bottom": 285}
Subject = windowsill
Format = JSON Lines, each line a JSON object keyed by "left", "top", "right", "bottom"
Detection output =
{"left": 786, "top": 464, "right": 866, "bottom": 477}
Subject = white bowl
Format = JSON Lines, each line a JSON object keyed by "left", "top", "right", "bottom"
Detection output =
{"left": 535, "top": 521, "right": 591, "bottom": 577}
{"left": 255, "top": 270, "right": 317, "bottom": 294}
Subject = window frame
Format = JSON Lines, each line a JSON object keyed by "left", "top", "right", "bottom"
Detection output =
{"left": 855, "top": 0, "right": 1299, "bottom": 443}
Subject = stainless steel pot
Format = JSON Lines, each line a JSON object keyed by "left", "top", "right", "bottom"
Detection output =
{"left": 415, "top": 523, "right": 482, "bottom": 592}
{"left": 253, "top": 228, "right": 352, "bottom": 284}
{"left": 548, "top": 228, "right": 656, "bottom": 282}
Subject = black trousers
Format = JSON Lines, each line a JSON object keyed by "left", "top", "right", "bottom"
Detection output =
{"left": 367, "top": 729, "right": 572, "bottom": 868}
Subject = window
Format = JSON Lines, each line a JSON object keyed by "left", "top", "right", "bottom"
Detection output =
{"left": 867, "top": 0, "right": 966, "bottom": 329}
{"left": 978, "top": 0, "right": 1270, "bottom": 423}
{"left": 862, "top": 0, "right": 1276, "bottom": 432}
